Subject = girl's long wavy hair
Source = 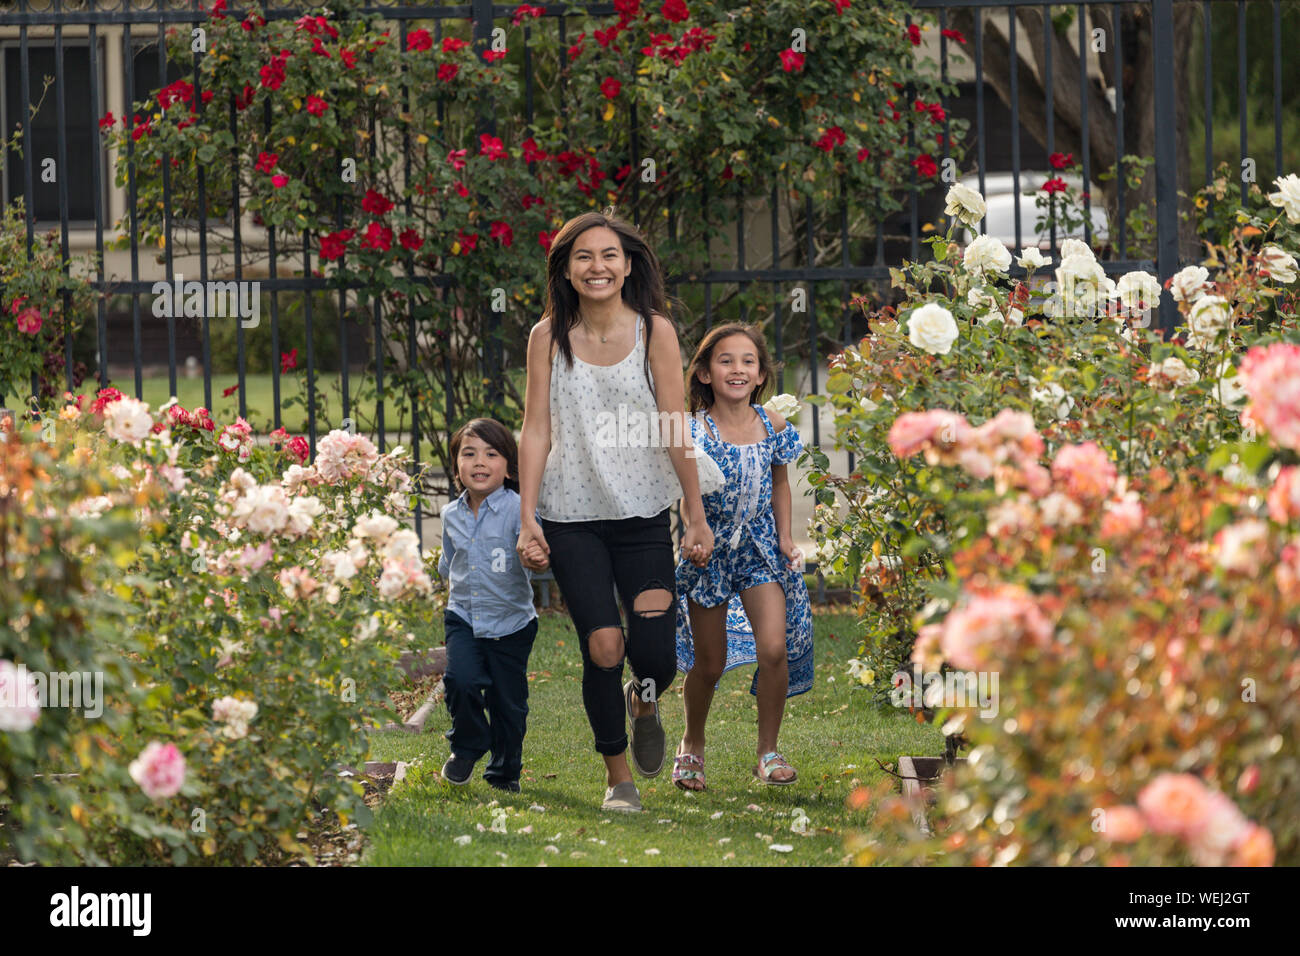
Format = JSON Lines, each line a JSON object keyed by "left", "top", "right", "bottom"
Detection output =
{"left": 541, "top": 208, "right": 673, "bottom": 397}
{"left": 685, "top": 323, "right": 779, "bottom": 413}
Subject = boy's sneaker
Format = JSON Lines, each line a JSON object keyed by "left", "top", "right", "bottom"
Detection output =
{"left": 486, "top": 778, "right": 521, "bottom": 793}
{"left": 442, "top": 754, "right": 475, "bottom": 785}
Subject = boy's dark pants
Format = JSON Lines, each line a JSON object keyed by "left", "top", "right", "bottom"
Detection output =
{"left": 442, "top": 611, "right": 539, "bottom": 785}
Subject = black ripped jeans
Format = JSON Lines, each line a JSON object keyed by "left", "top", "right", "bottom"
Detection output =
{"left": 540, "top": 509, "right": 678, "bottom": 756}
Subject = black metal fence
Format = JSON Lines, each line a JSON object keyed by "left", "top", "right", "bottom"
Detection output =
{"left": 1, "top": 0, "right": 1295, "bottom": 544}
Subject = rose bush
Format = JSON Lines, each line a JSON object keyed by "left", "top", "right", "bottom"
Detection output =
{"left": 2, "top": 392, "right": 441, "bottom": 864}
{"left": 808, "top": 179, "right": 1300, "bottom": 865}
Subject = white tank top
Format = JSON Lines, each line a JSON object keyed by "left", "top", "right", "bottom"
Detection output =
{"left": 537, "top": 314, "right": 684, "bottom": 521}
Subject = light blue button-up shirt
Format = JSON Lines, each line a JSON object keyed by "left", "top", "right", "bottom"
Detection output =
{"left": 438, "top": 484, "right": 537, "bottom": 639}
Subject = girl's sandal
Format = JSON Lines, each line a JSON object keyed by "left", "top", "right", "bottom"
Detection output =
{"left": 672, "top": 752, "right": 707, "bottom": 792}
{"left": 753, "top": 751, "right": 798, "bottom": 786}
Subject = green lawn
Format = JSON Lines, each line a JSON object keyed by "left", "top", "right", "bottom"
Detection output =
{"left": 77, "top": 374, "right": 417, "bottom": 436}
{"left": 362, "top": 610, "right": 942, "bottom": 867}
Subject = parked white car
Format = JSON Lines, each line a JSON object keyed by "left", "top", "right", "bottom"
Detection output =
{"left": 959, "top": 172, "right": 1109, "bottom": 250}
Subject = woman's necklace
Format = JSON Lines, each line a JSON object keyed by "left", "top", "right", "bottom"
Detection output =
{"left": 582, "top": 316, "right": 612, "bottom": 343}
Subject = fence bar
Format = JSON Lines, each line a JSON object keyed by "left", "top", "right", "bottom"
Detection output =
{"left": 1238, "top": 0, "right": 1247, "bottom": 205}
{"left": 54, "top": 13, "right": 73, "bottom": 391}
{"left": 1203, "top": 0, "right": 1213, "bottom": 219}
{"left": 1079, "top": 5, "right": 1091, "bottom": 245}
{"left": 805, "top": 195, "right": 818, "bottom": 448}
{"left": 89, "top": 20, "right": 109, "bottom": 392}
{"left": 192, "top": 0, "right": 212, "bottom": 412}
{"left": 1274, "top": 0, "right": 1283, "bottom": 180}
{"left": 1005, "top": 7, "right": 1021, "bottom": 250}
{"left": 1151, "top": 0, "right": 1181, "bottom": 336}
{"left": 975, "top": 10, "right": 987, "bottom": 229}
{"left": 157, "top": 9, "right": 177, "bottom": 400}
{"left": 1044, "top": 3, "right": 1056, "bottom": 255}
{"left": 771, "top": 184, "right": 784, "bottom": 394}
{"left": 1113, "top": 2, "right": 1125, "bottom": 258}
{"left": 123, "top": 24, "right": 144, "bottom": 400}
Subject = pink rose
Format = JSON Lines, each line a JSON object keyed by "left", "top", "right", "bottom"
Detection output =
{"left": 1103, "top": 805, "right": 1145, "bottom": 843}
{"left": 1267, "top": 466, "right": 1300, "bottom": 523}
{"left": 128, "top": 741, "right": 186, "bottom": 799}
{"left": 1100, "top": 496, "right": 1144, "bottom": 540}
{"left": 1230, "top": 824, "right": 1275, "bottom": 867}
{"left": 1137, "top": 773, "right": 1216, "bottom": 839}
{"left": 1237, "top": 343, "right": 1300, "bottom": 451}
{"left": 1051, "top": 441, "right": 1117, "bottom": 502}
{"left": 939, "top": 585, "right": 1052, "bottom": 670}
{"left": 887, "top": 409, "right": 971, "bottom": 459}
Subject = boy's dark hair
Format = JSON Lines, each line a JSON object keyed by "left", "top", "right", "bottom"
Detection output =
{"left": 448, "top": 418, "right": 519, "bottom": 494}
{"left": 685, "top": 322, "right": 780, "bottom": 413}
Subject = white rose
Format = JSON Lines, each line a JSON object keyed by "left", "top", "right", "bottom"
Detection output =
{"left": 906, "top": 302, "right": 959, "bottom": 355}
{"left": 1058, "top": 238, "right": 1095, "bottom": 262}
{"left": 1039, "top": 491, "right": 1083, "bottom": 528}
{"left": 1114, "top": 271, "right": 1161, "bottom": 312}
{"left": 285, "top": 495, "right": 325, "bottom": 536}
{"left": 1054, "top": 254, "right": 1110, "bottom": 316}
{"left": 1259, "top": 245, "right": 1298, "bottom": 284}
{"left": 1030, "top": 380, "right": 1074, "bottom": 420}
{"left": 967, "top": 286, "right": 998, "bottom": 317}
{"left": 944, "top": 183, "right": 987, "bottom": 228}
{"left": 859, "top": 396, "right": 879, "bottom": 413}
{"left": 1017, "top": 247, "right": 1050, "bottom": 271}
{"left": 0, "top": 660, "right": 41, "bottom": 731}
{"left": 103, "top": 397, "right": 154, "bottom": 446}
{"left": 1216, "top": 519, "right": 1269, "bottom": 575}
{"left": 1170, "top": 265, "right": 1211, "bottom": 303}
{"left": 1211, "top": 373, "right": 1249, "bottom": 408}
{"left": 384, "top": 528, "right": 422, "bottom": 562}
{"left": 1187, "top": 295, "right": 1232, "bottom": 343}
{"left": 1267, "top": 173, "right": 1300, "bottom": 224}
{"left": 353, "top": 512, "right": 399, "bottom": 543}
{"left": 763, "top": 393, "right": 801, "bottom": 420}
{"left": 962, "top": 234, "right": 1013, "bottom": 275}
{"left": 1153, "top": 356, "right": 1200, "bottom": 390}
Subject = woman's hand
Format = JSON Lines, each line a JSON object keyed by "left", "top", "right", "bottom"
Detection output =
{"left": 517, "top": 519, "right": 550, "bottom": 572}
{"left": 779, "top": 537, "right": 803, "bottom": 570}
{"left": 682, "top": 521, "right": 714, "bottom": 568}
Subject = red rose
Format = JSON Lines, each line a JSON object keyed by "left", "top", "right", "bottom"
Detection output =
{"left": 615, "top": 0, "right": 641, "bottom": 19}
{"left": 780, "top": 49, "right": 804, "bottom": 72}
{"left": 236, "top": 85, "right": 256, "bottom": 110}
{"left": 483, "top": 49, "right": 507, "bottom": 62}
{"left": 438, "top": 62, "right": 459, "bottom": 82}
{"left": 857, "top": 146, "right": 871, "bottom": 162}
{"left": 456, "top": 229, "right": 479, "bottom": 254}
{"left": 452, "top": 181, "right": 469, "bottom": 198}
{"left": 362, "top": 189, "right": 394, "bottom": 215}
{"left": 594, "top": 26, "right": 621, "bottom": 49}
{"left": 907, "top": 23, "right": 921, "bottom": 45}
{"left": 512, "top": 3, "right": 545, "bottom": 26}
{"left": 447, "top": 148, "right": 468, "bottom": 170}
{"left": 399, "top": 228, "right": 424, "bottom": 251}
{"left": 490, "top": 221, "right": 514, "bottom": 247}
{"left": 256, "top": 151, "right": 278, "bottom": 173}
{"left": 271, "top": 174, "right": 289, "bottom": 188}
{"left": 201, "top": 90, "right": 214, "bottom": 105}
{"left": 287, "top": 436, "right": 310, "bottom": 464}
{"left": 1041, "top": 177, "right": 1068, "bottom": 194}
{"left": 831, "top": 0, "right": 850, "bottom": 12}
{"left": 661, "top": 0, "right": 689, "bottom": 23}
{"left": 209, "top": 0, "right": 227, "bottom": 21}
{"left": 340, "top": 48, "right": 358, "bottom": 69}
{"left": 601, "top": 77, "right": 621, "bottom": 99}
{"left": 1049, "top": 152, "right": 1073, "bottom": 170}
{"left": 941, "top": 28, "right": 967, "bottom": 44}
{"left": 538, "top": 229, "right": 558, "bottom": 252}
{"left": 319, "top": 228, "right": 356, "bottom": 261}
{"left": 814, "top": 126, "right": 846, "bottom": 152}
{"left": 222, "top": 383, "right": 240, "bottom": 398}
{"left": 911, "top": 154, "right": 938, "bottom": 178}
{"left": 479, "top": 133, "right": 507, "bottom": 160}
{"left": 443, "top": 37, "right": 469, "bottom": 54}
{"left": 305, "top": 95, "right": 329, "bottom": 116}
{"left": 407, "top": 28, "right": 433, "bottom": 52}
{"left": 15, "top": 307, "right": 42, "bottom": 334}
{"left": 99, "top": 112, "right": 115, "bottom": 130}
{"left": 360, "top": 222, "right": 394, "bottom": 252}
{"left": 281, "top": 348, "right": 298, "bottom": 373}
{"left": 521, "top": 138, "right": 548, "bottom": 163}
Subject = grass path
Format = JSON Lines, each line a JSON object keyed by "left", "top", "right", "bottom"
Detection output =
{"left": 362, "top": 610, "right": 942, "bottom": 866}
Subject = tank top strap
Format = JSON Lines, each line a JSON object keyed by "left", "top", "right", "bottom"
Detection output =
{"left": 754, "top": 403, "right": 776, "bottom": 438}
{"left": 701, "top": 409, "right": 721, "bottom": 441}
{"left": 635, "top": 313, "right": 644, "bottom": 344}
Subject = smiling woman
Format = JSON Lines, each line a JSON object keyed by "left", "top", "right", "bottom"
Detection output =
{"left": 515, "top": 209, "right": 714, "bottom": 813}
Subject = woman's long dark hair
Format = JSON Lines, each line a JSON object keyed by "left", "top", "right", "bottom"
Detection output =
{"left": 541, "top": 208, "right": 672, "bottom": 396}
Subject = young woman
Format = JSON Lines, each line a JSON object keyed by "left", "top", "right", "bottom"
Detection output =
{"left": 516, "top": 209, "right": 713, "bottom": 813}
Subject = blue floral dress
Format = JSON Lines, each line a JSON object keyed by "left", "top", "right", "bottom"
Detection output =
{"left": 675, "top": 405, "right": 815, "bottom": 697}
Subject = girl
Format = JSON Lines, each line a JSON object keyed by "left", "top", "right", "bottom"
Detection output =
{"left": 672, "top": 323, "right": 814, "bottom": 790}
{"left": 438, "top": 418, "right": 543, "bottom": 792}
{"left": 516, "top": 209, "right": 714, "bottom": 813}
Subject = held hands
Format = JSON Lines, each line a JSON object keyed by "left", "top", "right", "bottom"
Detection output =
{"left": 682, "top": 521, "right": 715, "bottom": 568}
{"left": 517, "top": 521, "right": 550, "bottom": 571}
{"left": 780, "top": 537, "right": 804, "bottom": 571}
